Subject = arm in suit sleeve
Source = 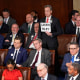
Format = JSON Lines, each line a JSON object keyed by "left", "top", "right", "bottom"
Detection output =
{"left": 0, "top": 36, "right": 4, "bottom": 49}
{"left": 52, "top": 19, "right": 63, "bottom": 37}
{"left": 61, "top": 54, "right": 68, "bottom": 72}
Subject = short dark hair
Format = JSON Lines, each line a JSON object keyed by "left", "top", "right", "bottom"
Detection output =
{"left": 44, "top": 5, "right": 52, "bottom": 10}
{"left": 69, "top": 42, "right": 79, "bottom": 47}
{"left": 70, "top": 10, "right": 79, "bottom": 18}
{"left": 72, "top": 63, "right": 80, "bottom": 73}
{"left": 31, "top": 10, "right": 38, "bottom": 14}
{"left": 6, "top": 59, "right": 16, "bottom": 69}
{"left": 2, "top": 8, "right": 10, "bottom": 13}
{"left": 14, "top": 36, "right": 22, "bottom": 43}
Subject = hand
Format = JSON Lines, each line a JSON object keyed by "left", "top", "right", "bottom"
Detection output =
{"left": 45, "top": 31, "right": 52, "bottom": 36}
{"left": 66, "top": 62, "right": 72, "bottom": 67}
{"left": 16, "top": 64, "right": 22, "bottom": 67}
{"left": 5, "top": 40, "right": 9, "bottom": 42}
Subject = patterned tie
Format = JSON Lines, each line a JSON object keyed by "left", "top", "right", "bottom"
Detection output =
{"left": 12, "top": 34, "right": 15, "bottom": 42}
{"left": 28, "top": 25, "right": 30, "bottom": 33}
{"left": 4, "top": 18, "right": 7, "bottom": 24}
{"left": 72, "top": 77, "right": 74, "bottom": 80}
{"left": 31, "top": 52, "right": 39, "bottom": 69}
{"left": 14, "top": 50, "right": 17, "bottom": 62}
{"left": 46, "top": 18, "right": 49, "bottom": 23}
{"left": 71, "top": 56, "right": 74, "bottom": 63}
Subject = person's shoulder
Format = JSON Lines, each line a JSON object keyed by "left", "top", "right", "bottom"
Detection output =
{"left": 40, "top": 17, "right": 46, "bottom": 22}
{"left": 9, "top": 17, "right": 16, "bottom": 21}
{"left": 0, "top": 34, "right": 4, "bottom": 39}
{"left": 48, "top": 74, "right": 57, "bottom": 80}
{"left": 3, "top": 69, "right": 8, "bottom": 72}
{"left": 64, "top": 53, "right": 71, "bottom": 57}
{"left": 42, "top": 48, "right": 50, "bottom": 52}
{"left": 20, "top": 47, "right": 27, "bottom": 52}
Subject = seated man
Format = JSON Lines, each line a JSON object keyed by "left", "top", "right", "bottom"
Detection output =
{"left": 35, "top": 63, "right": 57, "bottom": 80}
{"left": 18, "top": 38, "right": 51, "bottom": 80}
{"left": 4, "top": 36, "right": 28, "bottom": 65}
{"left": 2, "top": 9, "right": 16, "bottom": 32}
{"left": 3, "top": 23, "right": 24, "bottom": 49}
{"left": 61, "top": 42, "right": 80, "bottom": 79}
{"left": 0, "top": 34, "right": 4, "bottom": 49}
{"left": 19, "top": 13, "right": 35, "bottom": 33}
{"left": 0, "top": 16, "right": 9, "bottom": 33}
{"left": 66, "top": 63, "right": 80, "bottom": 80}
{"left": 25, "top": 22, "right": 41, "bottom": 49}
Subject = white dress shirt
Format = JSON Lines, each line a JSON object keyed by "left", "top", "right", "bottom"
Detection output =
{"left": 41, "top": 73, "right": 48, "bottom": 80}
{"left": 70, "top": 74, "right": 79, "bottom": 80}
{"left": 76, "top": 26, "right": 80, "bottom": 35}
{"left": 28, "top": 23, "right": 33, "bottom": 32}
{"left": 4, "top": 17, "right": 9, "bottom": 24}
{"left": 30, "top": 48, "right": 42, "bottom": 67}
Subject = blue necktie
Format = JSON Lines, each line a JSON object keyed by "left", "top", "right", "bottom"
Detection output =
{"left": 71, "top": 56, "right": 74, "bottom": 63}
{"left": 14, "top": 50, "right": 17, "bottom": 61}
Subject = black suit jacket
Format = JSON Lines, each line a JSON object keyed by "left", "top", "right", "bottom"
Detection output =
{"left": 22, "top": 48, "right": 51, "bottom": 67}
{"left": 25, "top": 32, "right": 41, "bottom": 49}
{"left": 64, "top": 21, "right": 76, "bottom": 34}
{"left": 0, "top": 23, "right": 9, "bottom": 33}
{"left": 40, "top": 16, "right": 63, "bottom": 50}
{"left": 35, "top": 74, "right": 57, "bottom": 80}
{"left": 66, "top": 74, "right": 80, "bottom": 80}
{"left": 3, "top": 31, "right": 24, "bottom": 49}
{"left": 7, "top": 17, "right": 16, "bottom": 32}
{"left": 20, "top": 22, "right": 35, "bottom": 33}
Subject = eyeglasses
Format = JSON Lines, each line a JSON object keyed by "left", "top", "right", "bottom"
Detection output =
{"left": 69, "top": 48, "right": 77, "bottom": 50}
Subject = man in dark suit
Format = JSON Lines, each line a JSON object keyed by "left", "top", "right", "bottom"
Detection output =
{"left": 2, "top": 9, "right": 16, "bottom": 32}
{"left": 18, "top": 38, "right": 51, "bottom": 80}
{"left": 19, "top": 13, "right": 35, "bottom": 33}
{"left": 61, "top": 42, "right": 80, "bottom": 79}
{"left": 35, "top": 63, "right": 57, "bottom": 80}
{"left": 0, "top": 34, "right": 4, "bottom": 49}
{"left": 0, "top": 16, "right": 9, "bottom": 33}
{"left": 40, "top": 5, "right": 62, "bottom": 50}
{"left": 65, "top": 10, "right": 79, "bottom": 34}
{"left": 3, "top": 23, "right": 24, "bottom": 49}
{"left": 4, "top": 36, "right": 28, "bottom": 65}
{"left": 66, "top": 63, "right": 80, "bottom": 80}
{"left": 25, "top": 22, "right": 41, "bottom": 49}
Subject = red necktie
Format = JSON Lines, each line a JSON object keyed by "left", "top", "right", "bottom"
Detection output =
{"left": 31, "top": 52, "right": 39, "bottom": 69}
{"left": 46, "top": 18, "right": 49, "bottom": 23}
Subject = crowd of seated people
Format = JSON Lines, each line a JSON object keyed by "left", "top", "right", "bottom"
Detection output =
{"left": 0, "top": 4, "right": 80, "bottom": 80}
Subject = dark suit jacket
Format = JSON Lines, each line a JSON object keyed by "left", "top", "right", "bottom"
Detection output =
{"left": 61, "top": 52, "right": 80, "bottom": 73}
{"left": 64, "top": 21, "right": 76, "bottom": 34}
{"left": 7, "top": 17, "right": 16, "bottom": 32}
{"left": 25, "top": 32, "right": 41, "bottom": 49}
{"left": 22, "top": 48, "right": 51, "bottom": 67}
{"left": 40, "top": 16, "right": 63, "bottom": 50}
{"left": 0, "top": 35, "right": 4, "bottom": 49}
{"left": 66, "top": 74, "right": 80, "bottom": 80}
{"left": 19, "top": 22, "right": 35, "bottom": 33}
{"left": 4, "top": 47, "right": 28, "bottom": 65}
{"left": 0, "top": 23, "right": 9, "bottom": 33}
{"left": 35, "top": 74, "right": 57, "bottom": 80}
{"left": 3, "top": 31, "right": 24, "bottom": 49}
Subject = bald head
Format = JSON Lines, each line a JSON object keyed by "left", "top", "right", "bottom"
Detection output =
{"left": 76, "top": 16, "right": 80, "bottom": 27}
{"left": 37, "top": 63, "right": 48, "bottom": 78}
{"left": 26, "top": 14, "right": 33, "bottom": 24}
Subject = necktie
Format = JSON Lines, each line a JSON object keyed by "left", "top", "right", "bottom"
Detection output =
{"left": 74, "top": 22, "right": 76, "bottom": 27}
{"left": 12, "top": 34, "right": 15, "bottom": 42}
{"left": 72, "top": 77, "right": 74, "bottom": 80}
{"left": 71, "top": 56, "right": 74, "bottom": 63}
{"left": 32, "top": 52, "right": 39, "bottom": 69}
{"left": 46, "top": 18, "right": 49, "bottom": 23}
{"left": 14, "top": 50, "right": 17, "bottom": 62}
{"left": 4, "top": 18, "right": 7, "bottom": 24}
{"left": 28, "top": 25, "right": 30, "bottom": 33}
{"left": 77, "top": 28, "right": 80, "bottom": 37}
{"left": 42, "top": 78, "right": 45, "bottom": 80}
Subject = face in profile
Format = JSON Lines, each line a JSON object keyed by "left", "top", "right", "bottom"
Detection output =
{"left": 34, "top": 23, "right": 39, "bottom": 33}
{"left": 11, "top": 24, "right": 19, "bottom": 34}
{"left": 76, "top": 16, "right": 80, "bottom": 26}
{"left": 69, "top": 44, "right": 79, "bottom": 55}
{"left": 7, "top": 64, "right": 14, "bottom": 71}
{"left": 14, "top": 40, "right": 22, "bottom": 49}
{"left": 44, "top": 7, "right": 52, "bottom": 17}
{"left": 33, "top": 40, "right": 42, "bottom": 50}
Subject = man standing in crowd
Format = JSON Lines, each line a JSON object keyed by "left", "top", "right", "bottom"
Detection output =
{"left": 65, "top": 10, "right": 79, "bottom": 34}
{"left": 20, "top": 14, "right": 35, "bottom": 33}
{"left": 3, "top": 23, "right": 24, "bottom": 49}
{"left": 2, "top": 9, "right": 16, "bottom": 32}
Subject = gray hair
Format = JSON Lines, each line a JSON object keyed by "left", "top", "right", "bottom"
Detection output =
{"left": 44, "top": 63, "right": 48, "bottom": 71}
{"left": 72, "top": 63, "right": 80, "bottom": 73}
{"left": 44, "top": 5, "right": 52, "bottom": 10}
{"left": 0, "top": 16, "right": 3, "bottom": 22}
{"left": 33, "top": 38, "right": 42, "bottom": 43}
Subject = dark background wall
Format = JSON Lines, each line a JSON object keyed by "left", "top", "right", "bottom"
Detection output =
{"left": 0, "top": 0, "right": 73, "bottom": 28}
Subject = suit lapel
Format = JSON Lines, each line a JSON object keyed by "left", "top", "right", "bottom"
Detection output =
{"left": 41, "top": 48, "right": 44, "bottom": 63}
{"left": 76, "top": 74, "right": 80, "bottom": 80}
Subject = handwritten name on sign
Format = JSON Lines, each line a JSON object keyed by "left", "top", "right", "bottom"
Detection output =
{"left": 40, "top": 23, "right": 51, "bottom": 32}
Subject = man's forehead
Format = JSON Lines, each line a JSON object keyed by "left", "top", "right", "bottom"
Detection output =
{"left": 37, "top": 65, "right": 44, "bottom": 70}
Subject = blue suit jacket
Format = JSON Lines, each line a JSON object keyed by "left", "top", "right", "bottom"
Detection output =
{"left": 0, "top": 35, "right": 4, "bottom": 49}
{"left": 4, "top": 47, "right": 28, "bottom": 65}
{"left": 61, "top": 52, "right": 80, "bottom": 73}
